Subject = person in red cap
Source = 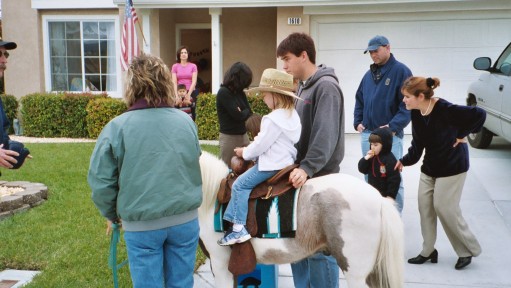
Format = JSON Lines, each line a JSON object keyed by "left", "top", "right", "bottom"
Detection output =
{"left": 0, "top": 39, "right": 30, "bottom": 170}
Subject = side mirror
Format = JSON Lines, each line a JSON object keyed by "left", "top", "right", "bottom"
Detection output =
{"left": 473, "top": 57, "right": 492, "bottom": 71}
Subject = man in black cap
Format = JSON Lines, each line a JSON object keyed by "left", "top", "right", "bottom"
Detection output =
{"left": 0, "top": 39, "right": 23, "bottom": 169}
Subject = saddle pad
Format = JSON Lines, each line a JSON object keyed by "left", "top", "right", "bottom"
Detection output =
{"left": 214, "top": 188, "right": 300, "bottom": 238}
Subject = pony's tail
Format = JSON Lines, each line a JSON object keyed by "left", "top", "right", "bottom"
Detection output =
{"left": 369, "top": 198, "right": 404, "bottom": 288}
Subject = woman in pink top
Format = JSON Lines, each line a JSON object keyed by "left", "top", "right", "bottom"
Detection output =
{"left": 172, "top": 46, "right": 198, "bottom": 118}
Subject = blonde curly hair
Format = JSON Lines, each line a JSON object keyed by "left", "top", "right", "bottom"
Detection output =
{"left": 124, "top": 54, "right": 176, "bottom": 107}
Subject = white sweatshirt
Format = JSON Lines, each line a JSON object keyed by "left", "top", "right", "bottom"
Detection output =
{"left": 242, "top": 108, "right": 301, "bottom": 171}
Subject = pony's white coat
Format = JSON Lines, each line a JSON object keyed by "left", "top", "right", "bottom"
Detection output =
{"left": 198, "top": 152, "right": 404, "bottom": 288}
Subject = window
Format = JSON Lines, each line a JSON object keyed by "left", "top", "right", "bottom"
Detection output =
{"left": 46, "top": 18, "right": 119, "bottom": 93}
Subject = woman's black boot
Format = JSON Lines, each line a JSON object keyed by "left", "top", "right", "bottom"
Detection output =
{"left": 408, "top": 249, "right": 438, "bottom": 264}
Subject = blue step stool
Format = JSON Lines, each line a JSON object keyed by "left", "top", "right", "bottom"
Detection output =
{"left": 237, "top": 264, "right": 278, "bottom": 288}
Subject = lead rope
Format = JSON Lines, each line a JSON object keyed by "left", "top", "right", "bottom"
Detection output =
{"left": 108, "top": 223, "right": 129, "bottom": 288}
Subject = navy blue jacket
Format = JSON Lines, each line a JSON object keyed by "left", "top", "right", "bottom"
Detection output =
{"left": 400, "top": 98, "right": 486, "bottom": 177}
{"left": 0, "top": 98, "right": 10, "bottom": 147}
{"left": 354, "top": 54, "right": 412, "bottom": 138}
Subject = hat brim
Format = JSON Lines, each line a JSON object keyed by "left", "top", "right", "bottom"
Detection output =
{"left": 245, "top": 87, "right": 302, "bottom": 101}
{"left": 0, "top": 41, "right": 17, "bottom": 50}
{"left": 363, "top": 44, "right": 382, "bottom": 54}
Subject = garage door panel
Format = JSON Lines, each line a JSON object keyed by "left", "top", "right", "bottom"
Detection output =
{"left": 314, "top": 16, "right": 511, "bottom": 134}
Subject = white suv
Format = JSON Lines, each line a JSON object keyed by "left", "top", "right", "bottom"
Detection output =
{"left": 466, "top": 42, "right": 511, "bottom": 148}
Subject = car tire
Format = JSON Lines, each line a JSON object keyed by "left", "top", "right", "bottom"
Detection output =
{"left": 467, "top": 127, "right": 493, "bottom": 149}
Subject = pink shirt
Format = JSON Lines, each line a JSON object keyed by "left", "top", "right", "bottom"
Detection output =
{"left": 171, "top": 62, "right": 197, "bottom": 90}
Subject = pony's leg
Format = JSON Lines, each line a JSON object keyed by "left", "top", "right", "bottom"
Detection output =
{"left": 204, "top": 241, "right": 235, "bottom": 287}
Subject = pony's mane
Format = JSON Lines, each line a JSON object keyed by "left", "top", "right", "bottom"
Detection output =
{"left": 199, "top": 151, "right": 229, "bottom": 211}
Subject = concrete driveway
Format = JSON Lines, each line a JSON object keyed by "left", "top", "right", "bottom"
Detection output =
{"left": 194, "top": 134, "right": 511, "bottom": 288}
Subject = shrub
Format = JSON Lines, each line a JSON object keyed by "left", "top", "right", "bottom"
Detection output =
{"left": 20, "top": 93, "right": 104, "bottom": 138}
{"left": 86, "top": 97, "right": 127, "bottom": 138}
{"left": 0, "top": 94, "right": 19, "bottom": 135}
{"left": 195, "top": 92, "right": 270, "bottom": 140}
{"left": 20, "top": 93, "right": 63, "bottom": 137}
{"left": 61, "top": 93, "right": 104, "bottom": 138}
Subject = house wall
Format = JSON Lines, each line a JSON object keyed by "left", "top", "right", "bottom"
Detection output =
{"left": 157, "top": 7, "right": 277, "bottom": 89}
{"left": 221, "top": 8, "right": 277, "bottom": 87}
{"left": 3, "top": 0, "right": 41, "bottom": 97}
{"left": 276, "top": 7, "right": 310, "bottom": 69}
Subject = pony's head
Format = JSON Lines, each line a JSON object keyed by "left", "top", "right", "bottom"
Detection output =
{"left": 199, "top": 151, "right": 229, "bottom": 213}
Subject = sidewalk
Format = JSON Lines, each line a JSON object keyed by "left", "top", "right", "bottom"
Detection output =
{"left": 194, "top": 134, "right": 511, "bottom": 288}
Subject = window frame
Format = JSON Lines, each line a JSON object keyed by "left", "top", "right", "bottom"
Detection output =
{"left": 42, "top": 14, "right": 122, "bottom": 97}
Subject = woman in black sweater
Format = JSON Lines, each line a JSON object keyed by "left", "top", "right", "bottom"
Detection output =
{"left": 396, "top": 76, "right": 486, "bottom": 270}
{"left": 216, "top": 62, "right": 253, "bottom": 167}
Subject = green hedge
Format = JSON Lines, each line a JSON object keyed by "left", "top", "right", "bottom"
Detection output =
{"left": 12, "top": 91, "right": 268, "bottom": 140}
{"left": 195, "top": 93, "right": 270, "bottom": 140}
{"left": 86, "top": 97, "right": 127, "bottom": 138}
{"left": 0, "top": 94, "right": 19, "bottom": 135}
{"left": 20, "top": 93, "right": 105, "bottom": 138}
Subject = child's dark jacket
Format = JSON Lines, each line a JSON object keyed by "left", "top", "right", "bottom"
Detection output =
{"left": 358, "top": 127, "right": 401, "bottom": 199}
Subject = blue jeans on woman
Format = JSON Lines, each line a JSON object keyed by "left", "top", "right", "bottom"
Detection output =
{"left": 123, "top": 218, "right": 199, "bottom": 288}
{"left": 361, "top": 130, "right": 404, "bottom": 213}
{"left": 223, "top": 162, "right": 278, "bottom": 225}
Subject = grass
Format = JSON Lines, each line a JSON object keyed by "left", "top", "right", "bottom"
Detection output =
{"left": 0, "top": 142, "right": 220, "bottom": 287}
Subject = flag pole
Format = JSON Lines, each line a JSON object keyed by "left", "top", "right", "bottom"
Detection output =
{"left": 131, "top": 1, "right": 147, "bottom": 47}
{"left": 136, "top": 20, "right": 147, "bottom": 46}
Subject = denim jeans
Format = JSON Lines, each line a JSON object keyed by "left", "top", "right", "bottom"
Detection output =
{"left": 123, "top": 218, "right": 199, "bottom": 288}
{"left": 223, "top": 162, "right": 278, "bottom": 225}
{"left": 361, "top": 131, "right": 404, "bottom": 213}
{"left": 291, "top": 252, "right": 339, "bottom": 288}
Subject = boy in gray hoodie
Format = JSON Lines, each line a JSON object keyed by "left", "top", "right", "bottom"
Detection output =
{"left": 277, "top": 32, "right": 345, "bottom": 288}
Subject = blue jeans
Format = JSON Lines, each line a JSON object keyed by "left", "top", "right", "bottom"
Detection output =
{"left": 291, "top": 252, "right": 339, "bottom": 288}
{"left": 361, "top": 131, "right": 404, "bottom": 213}
{"left": 123, "top": 218, "right": 199, "bottom": 288}
{"left": 223, "top": 162, "right": 278, "bottom": 225}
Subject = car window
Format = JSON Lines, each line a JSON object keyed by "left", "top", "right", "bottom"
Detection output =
{"left": 495, "top": 44, "right": 511, "bottom": 71}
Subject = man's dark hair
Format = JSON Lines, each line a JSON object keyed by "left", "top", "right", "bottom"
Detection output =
{"left": 277, "top": 33, "right": 316, "bottom": 64}
{"left": 177, "top": 84, "right": 187, "bottom": 91}
{"left": 222, "top": 62, "right": 253, "bottom": 93}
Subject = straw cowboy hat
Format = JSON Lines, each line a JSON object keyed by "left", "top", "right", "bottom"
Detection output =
{"left": 245, "top": 68, "right": 301, "bottom": 100}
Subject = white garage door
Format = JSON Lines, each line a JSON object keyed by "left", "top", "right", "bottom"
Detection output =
{"left": 312, "top": 15, "right": 511, "bottom": 134}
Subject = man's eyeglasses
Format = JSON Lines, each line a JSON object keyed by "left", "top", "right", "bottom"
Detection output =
{"left": 0, "top": 51, "right": 10, "bottom": 59}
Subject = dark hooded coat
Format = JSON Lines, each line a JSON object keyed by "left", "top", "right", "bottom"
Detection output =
{"left": 358, "top": 127, "right": 401, "bottom": 199}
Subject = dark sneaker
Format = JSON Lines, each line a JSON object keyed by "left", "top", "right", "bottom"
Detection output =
{"left": 217, "top": 226, "right": 251, "bottom": 246}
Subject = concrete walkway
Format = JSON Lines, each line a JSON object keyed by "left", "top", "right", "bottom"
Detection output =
{"left": 194, "top": 134, "right": 511, "bottom": 288}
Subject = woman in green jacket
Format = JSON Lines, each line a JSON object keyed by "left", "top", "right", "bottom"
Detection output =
{"left": 88, "top": 54, "right": 202, "bottom": 288}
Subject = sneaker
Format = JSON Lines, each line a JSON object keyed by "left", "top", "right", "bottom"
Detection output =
{"left": 217, "top": 226, "right": 251, "bottom": 246}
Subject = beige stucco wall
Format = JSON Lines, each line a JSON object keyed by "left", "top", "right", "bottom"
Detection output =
{"left": 3, "top": 0, "right": 41, "bottom": 97}
{"left": 276, "top": 7, "right": 310, "bottom": 69}
{"left": 221, "top": 8, "right": 277, "bottom": 87}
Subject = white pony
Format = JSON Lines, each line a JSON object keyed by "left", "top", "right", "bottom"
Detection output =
{"left": 198, "top": 152, "right": 404, "bottom": 288}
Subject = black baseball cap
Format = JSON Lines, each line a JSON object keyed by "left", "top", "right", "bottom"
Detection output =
{"left": 0, "top": 40, "right": 17, "bottom": 50}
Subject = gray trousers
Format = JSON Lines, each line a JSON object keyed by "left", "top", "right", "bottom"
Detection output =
{"left": 418, "top": 172, "right": 482, "bottom": 257}
{"left": 219, "top": 133, "right": 249, "bottom": 168}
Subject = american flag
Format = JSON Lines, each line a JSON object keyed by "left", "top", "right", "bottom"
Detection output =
{"left": 120, "top": 0, "right": 139, "bottom": 71}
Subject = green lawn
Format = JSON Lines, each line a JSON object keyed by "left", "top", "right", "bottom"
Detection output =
{"left": 0, "top": 143, "right": 219, "bottom": 287}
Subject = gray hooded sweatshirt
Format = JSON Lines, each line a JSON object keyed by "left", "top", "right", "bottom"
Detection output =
{"left": 295, "top": 65, "right": 345, "bottom": 177}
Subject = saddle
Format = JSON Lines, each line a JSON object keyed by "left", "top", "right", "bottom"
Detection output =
{"left": 217, "top": 156, "right": 298, "bottom": 275}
